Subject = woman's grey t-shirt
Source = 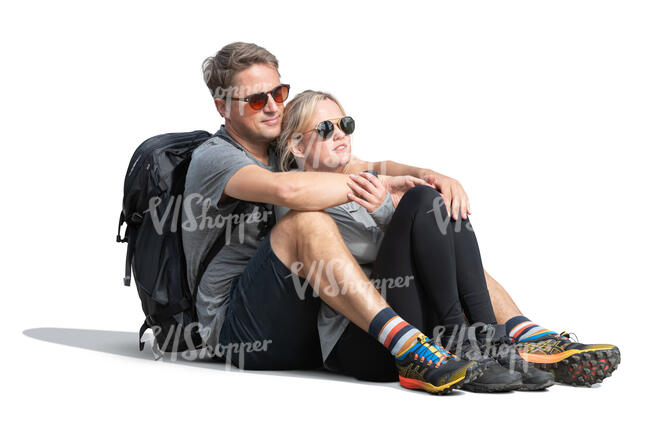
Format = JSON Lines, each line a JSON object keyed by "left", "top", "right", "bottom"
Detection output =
{"left": 182, "top": 126, "right": 278, "bottom": 349}
{"left": 276, "top": 188, "right": 395, "bottom": 362}
{"left": 319, "top": 194, "right": 394, "bottom": 362}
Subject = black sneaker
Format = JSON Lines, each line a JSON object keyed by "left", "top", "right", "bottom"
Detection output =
{"left": 485, "top": 326, "right": 554, "bottom": 391}
{"left": 438, "top": 324, "right": 523, "bottom": 393}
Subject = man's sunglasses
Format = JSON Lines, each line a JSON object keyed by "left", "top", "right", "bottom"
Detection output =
{"left": 306, "top": 116, "right": 355, "bottom": 139}
{"left": 229, "top": 84, "right": 290, "bottom": 110}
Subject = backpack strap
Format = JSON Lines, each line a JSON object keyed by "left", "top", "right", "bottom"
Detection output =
{"left": 117, "top": 211, "right": 134, "bottom": 286}
{"left": 138, "top": 319, "right": 149, "bottom": 351}
{"left": 137, "top": 297, "right": 193, "bottom": 352}
{"left": 194, "top": 219, "right": 229, "bottom": 297}
{"left": 123, "top": 226, "right": 134, "bottom": 287}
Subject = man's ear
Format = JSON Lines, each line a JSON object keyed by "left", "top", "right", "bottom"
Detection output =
{"left": 214, "top": 98, "right": 229, "bottom": 119}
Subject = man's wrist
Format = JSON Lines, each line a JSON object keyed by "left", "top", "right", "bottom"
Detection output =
{"left": 418, "top": 169, "right": 436, "bottom": 180}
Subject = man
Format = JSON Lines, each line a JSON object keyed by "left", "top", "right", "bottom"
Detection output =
{"left": 182, "top": 42, "right": 619, "bottom": 390}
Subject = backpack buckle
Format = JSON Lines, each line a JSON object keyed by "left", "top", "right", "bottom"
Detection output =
{"left": 131, "top": 212, "right": 144, "bottom": 223}
{"left": 116, "top": 212, "right": 127, "bottom": 242}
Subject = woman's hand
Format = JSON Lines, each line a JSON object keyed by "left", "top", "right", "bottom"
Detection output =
{"left": 380, "top": 175, "right": 430, "bottom": 208}
{"left": 346, "top": 172, "right": 388, "bottom": 212}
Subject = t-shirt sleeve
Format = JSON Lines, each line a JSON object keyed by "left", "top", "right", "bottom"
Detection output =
{"left": 368, "top": 191, "right": 394, "bottom": 229}
{"left": 325, "top": 204, "right": 384, "bottom": 265}
{"left": 186, "top": 139, "right": 256, "bottom": 209}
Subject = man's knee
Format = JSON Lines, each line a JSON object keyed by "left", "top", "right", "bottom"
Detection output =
{"left": 274, "top": 209, "right": 337, "bottom": 237}
{"left": 270, "top": 210, "right": 341, "bottom": 265}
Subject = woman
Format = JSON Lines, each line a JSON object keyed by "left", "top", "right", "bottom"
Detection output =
{"left": 275, "top": 90, "right": 555, "bottom": 392}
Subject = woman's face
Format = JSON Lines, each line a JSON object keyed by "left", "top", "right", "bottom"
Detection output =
{"left": 296, "top": 99, "right": 352, "bottom": 172}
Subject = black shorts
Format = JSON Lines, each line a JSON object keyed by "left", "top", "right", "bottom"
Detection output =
{"left": 218, "top": 234, "right": 322, "bottom": 370}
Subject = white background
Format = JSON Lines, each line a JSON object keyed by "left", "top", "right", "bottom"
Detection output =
{"left": 3, "top": 1, "right": 649, "bottom": 425}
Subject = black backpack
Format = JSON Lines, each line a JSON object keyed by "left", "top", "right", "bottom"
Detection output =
{"left": 117, "top": 130, "right": 215, "bottom": 354}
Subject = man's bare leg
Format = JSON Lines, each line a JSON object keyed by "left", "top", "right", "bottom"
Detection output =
{"left": 483, "top": 269, "right": 523, "bottom": 324}
{"left": 271, "top": 210, "right": 388, "bottom": 330}
{"left": 270, "top": 210, "right": 479, "bottom": 393}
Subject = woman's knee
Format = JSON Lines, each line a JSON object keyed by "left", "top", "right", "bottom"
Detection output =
{"left": 400, "top": 185, "right": 444, "bottom": 211}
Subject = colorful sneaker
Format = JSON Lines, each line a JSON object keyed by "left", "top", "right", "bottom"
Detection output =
{"left": 440, "top": 325, "right": 523, "bottom": 393}
{"left": 395, "top": 334, "right": 481, "bottom": 395}
{"left": 516, "top": 332, "right": 620, "bottom": 386}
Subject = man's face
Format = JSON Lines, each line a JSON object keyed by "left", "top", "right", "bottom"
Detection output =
{"left": 218, "top": 63, "right": 284, "bottom": 143}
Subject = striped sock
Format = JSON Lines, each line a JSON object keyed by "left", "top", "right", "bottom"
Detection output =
{"left": 505, "top": 315, "right": 557, "bottom": 343}
{"left": 368, "top": 307, "right": 449, "bottom": 363}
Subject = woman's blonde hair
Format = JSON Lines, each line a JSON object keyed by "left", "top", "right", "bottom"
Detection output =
{"left": 276, "top": 90, "right": 346, "bottom": 171}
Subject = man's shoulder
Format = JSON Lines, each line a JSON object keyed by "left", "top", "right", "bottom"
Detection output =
{"left": 197, "top": 134, "right": 242, "bottom": 153}
{"left": 190, "top": 134, "right": 246, "bottom": 166}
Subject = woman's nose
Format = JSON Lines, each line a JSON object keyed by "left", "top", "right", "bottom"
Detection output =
{"left": 332, "top": 124, "right": 345, "bottom": 140}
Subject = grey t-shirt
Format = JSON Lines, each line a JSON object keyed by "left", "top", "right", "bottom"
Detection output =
{"left": 318, "top": 194, "right": 394, "bottom": 362}
{"left": 182, "top": 126, "right": 278, "bottom": 349}
{"left": 275, "top": 188, "right": 395, "bottom": 362}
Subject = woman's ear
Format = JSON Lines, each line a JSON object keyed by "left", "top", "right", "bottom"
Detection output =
{"left": 289, "top": 133, "right": 306, "bottom": 159}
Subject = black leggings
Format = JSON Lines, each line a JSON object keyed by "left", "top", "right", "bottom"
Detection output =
{"left": 327, "top": 185, "right": 496, "bottom": 381}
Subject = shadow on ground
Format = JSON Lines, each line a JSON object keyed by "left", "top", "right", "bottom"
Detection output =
{"left": 23, "top": 327, "right": 443, "bottom": 393}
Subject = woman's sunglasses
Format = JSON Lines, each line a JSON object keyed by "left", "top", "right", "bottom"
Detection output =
{"left": 229, "top": 84, "right": 290, "bottom": 110}
{"left": 306, "top": 116, "right": 355, "bottom": 139}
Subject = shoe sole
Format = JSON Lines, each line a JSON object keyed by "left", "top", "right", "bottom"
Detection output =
{"left": 461, "top": 379, "right": 523, "bottom": 393}
{"left": 517, "top": 343, "right": 616, "bottom": 364}
{"left": 529, "top": 347, "right": 620, "bottom": 387}
{"left": 398, "top": 363, "right": 482, "bottom": 395}
{"left": 519, "top": 377, "right": 555, "bottom": 391}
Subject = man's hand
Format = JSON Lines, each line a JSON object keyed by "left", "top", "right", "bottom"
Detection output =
{"left": 346, "top": 172, "right": 388, "bottom": 212}
{"left": 421, "top": 170, "right": 471, "bottom": 220}
{"left": 347, "top": 158, "right": 472, "bottom": 219}
{"left": 377, "top": 175, "right": 430, "bottom": 208}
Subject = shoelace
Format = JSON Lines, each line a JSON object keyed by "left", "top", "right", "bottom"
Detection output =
{"left": 416, "top": 337, "right": 453, "bottom": 367}
{"left": 556, "top": 331, "right": 579, "bottom": 342}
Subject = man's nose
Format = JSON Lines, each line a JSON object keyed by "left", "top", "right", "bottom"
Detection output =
{"left": 263, "top": 93, "right": 279, "bottom": 113}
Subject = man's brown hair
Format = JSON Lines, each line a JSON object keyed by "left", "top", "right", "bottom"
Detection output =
{"left": 202, "top": 42, "right": 279, "bottom": 98}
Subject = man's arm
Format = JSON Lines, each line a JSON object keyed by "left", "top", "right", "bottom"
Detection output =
{"left": 345, "top": 156, "right": 471, "bottom": 220}
{"left": 224, "top": 164, "right": 355, "bottom": 211}
{"left": 344, "top": 157, "right": 426, "bottom": 178}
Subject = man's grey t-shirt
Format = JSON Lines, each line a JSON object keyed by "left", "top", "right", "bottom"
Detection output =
{"left": 182, "top": 126, "right": 278, "bottom": 349}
